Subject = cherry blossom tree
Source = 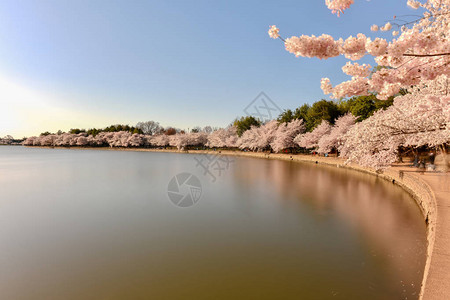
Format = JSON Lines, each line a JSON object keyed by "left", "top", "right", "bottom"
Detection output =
{"left": 271, "top": 119, "right": 305, "bottom": 152}
{"left": 317, "top": 113, "right": 357, "bottom": 154}
{"left": 269, "top": 0, "right": 450, "bottom": 100}
{"left": 238, "top": 125, "right": 260, "bottom": 151}
{"left": 340, "top": 75, "right": 450, "bottom": 169}
{"left": 127, "top": 133, "right": 145, "bottom": 147}
{"left": 207, "top": 126, "right": 239, "bottom": 148}
{"left": 76, "top": 136, "right": 89, "bottom": 146}
{"left": 40, "top": 135, "right": 56, "bottom": 146}
{"left": 238, "top": 120, "right": 279, "bottom": 151}
{"left": 170, "top": 132, "right": 207, "bottom": 150}
{"left": 151, "top": 134, "right": 170, "bottom": 147}
{"left": 23, "top": 136, "right": 37, "bottom": 146}
{"left": 294, "top": 120, "right": 332, "bottom": 150}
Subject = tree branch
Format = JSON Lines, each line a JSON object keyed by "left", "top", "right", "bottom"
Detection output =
{"left": 403, "top": 52, "right": 450, "bottom": 57}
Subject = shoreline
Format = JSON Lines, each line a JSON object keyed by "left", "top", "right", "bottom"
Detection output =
{"left": 24, "top": 146, "right": 445, "bottom": 299}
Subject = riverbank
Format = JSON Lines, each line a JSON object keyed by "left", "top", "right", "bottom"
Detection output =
{"left": 26, "top": 146, "right": 448, "bottom": 299}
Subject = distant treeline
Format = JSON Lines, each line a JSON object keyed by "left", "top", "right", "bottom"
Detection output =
{"left": 0, "top": 135, "right": 25, "bottom": 145}
{"left": 36, "top": 94, "right": 394, "bottom": 139}
{"left": 40, "top": 124, "right": 144, "bottom": 137}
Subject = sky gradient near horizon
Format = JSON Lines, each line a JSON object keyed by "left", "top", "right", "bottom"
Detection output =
{"left": 0, "top": 0, "right": 415, "bottom": 137}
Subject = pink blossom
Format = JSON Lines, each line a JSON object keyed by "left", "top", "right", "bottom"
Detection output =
{"left": 320, "top": 78, "right": 333, "bottom": 95}
{"left": 380, "top": 22, "right": 392, "bottom": 32}
{"left": 269, "top": 0, "right": 450, "bottom": 99}
{"left": 207, "top": 126, "right": 238, "bottom": 148}
{"left": 271, "top": 119, "right": 305, "bottom": 152}
{"left": 294, "top": 120, "right": 332, "bottom": 150}
{"left": 285, "top": 34, "right": 341, "bottom": 60}
{"left": 407, "top": 0, "right": 421, "bottom": 9}
{"left": 325, "top": 0, "right": 354, "bottom": 16}
{"left": 268, "top": 25, "right": 280, "bottom": 39}
{"left": 341, "top": 62, "right": 372, "bottom": 77}
{"left": 317, "top": 113, "right": 356, "bottom": 154}
{"left": 340, "top": 75, "right": 450, "bottom": 169}
{"left": 238, "top": 120, "right": 279, "bottom": 151}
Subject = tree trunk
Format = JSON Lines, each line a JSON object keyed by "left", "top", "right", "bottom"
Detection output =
{"left": 440, "top": 144, "right": 449, "bottom": 172}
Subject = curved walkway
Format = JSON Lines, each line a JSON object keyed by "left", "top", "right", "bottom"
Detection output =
{"left": 418, "top": 172, "right": 450, "bottom": 299}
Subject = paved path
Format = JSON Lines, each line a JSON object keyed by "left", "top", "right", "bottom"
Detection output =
{"left": 417, "top": 172, "right": 450, "bottom": 300}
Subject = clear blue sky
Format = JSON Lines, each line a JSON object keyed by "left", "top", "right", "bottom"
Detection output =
{"left": 0, "top": 0, "right": 414, "bottom": 137}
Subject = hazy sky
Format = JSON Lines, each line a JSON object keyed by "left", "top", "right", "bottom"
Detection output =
{"left": 0, "top": 0, "right": 413, "bottom": 137}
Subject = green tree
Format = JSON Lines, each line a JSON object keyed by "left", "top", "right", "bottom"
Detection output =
{"left": 69, "top": 128, "right": 86, "bottom": 134}
{"left": 348, "top": 96, "right": 376, "bottom": 121}
{"left": 374, "top": 97, "right": 394, "bottom": 111}
{"left": 277, "top": 109, "right": 294, "bottom": 123}
{"left": 305, "top": 100, "right": 340, "bottom": 131}
{"left": 340, "top": 94, "right": 395, "bottom": 122}
{"left": 233, "top": 116, "right": 261, "bottom": 137}
{"left": 293, "top": 104, "right": 310, "bottom": 121}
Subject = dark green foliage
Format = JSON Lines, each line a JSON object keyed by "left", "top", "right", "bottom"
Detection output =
{"left": 374, "top": 97, "right": 394, "bottom": 111}
{"left": 67, "top": 125, "right": 143, "bottom": 136}
{"left": 277, "top": 101, "right": 339, "bottom": 131}
{"left": 294, "top": 104, "right": 310, "bottom": 121}
{"left": 338, "top": 94, "right": 394, "bottom": 122}
{"left": 304, "top": 100, "right": 340, "bottom": 130}
{"left": 347, "top": 96, "right": 376, "bottom": 121}
{"left": 69, "top": 128, "right": 86, "bottom": 134}
{"left": 277, "top": 109, "right": 294, "bottom": 123}
{"left": 233, "top": 116, "right": 261, "bottom": 137}
{"left": 87, "top": 128, "right": 101, "bottom": 137}
{"left": 277, "top": 104, "right": 311, "bottom": 125}
{"left": 278, "top": 92, "right": 394, "bottom": 132}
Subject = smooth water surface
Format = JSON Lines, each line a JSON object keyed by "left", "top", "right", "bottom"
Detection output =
{"left": 0, "top": 146, "right": 427, "bottom": 299}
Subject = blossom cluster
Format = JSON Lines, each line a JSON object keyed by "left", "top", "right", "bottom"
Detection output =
{"left": 325, "top": 0, "right": 354, "bottom": 16}
{"left": 270, "top": 0, "right": 450, "bottom": 99}
{"left": 340, "top": 75, "right": 450, "bottom": 169}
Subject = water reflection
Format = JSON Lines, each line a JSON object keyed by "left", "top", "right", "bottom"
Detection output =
{"left": 231, "top": 157, "right": 426, "bottom": 298}
{"left": 0, "top": 147, "right": 426, "bottom": 300}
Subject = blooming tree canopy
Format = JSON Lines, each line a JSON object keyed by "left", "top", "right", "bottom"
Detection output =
{"left": 339, "top": 75, "right": 450, "bottom": 169}
{"left": 271, "top": 119, "right": 305, "bottom": 152}
{"left": 294, "top": 120, "right": 332, "bottom": 150}
{"left": 317, "top": 113, "right": 357, "bottom": 154}
{"left": 269, "top": 0, "right": 450, "bottom": 100}
{"left": 239, "top": 120, "right": 279, "bottom": 151}
{"left": 207, "top": 126, "right": 239, "bottom": 148}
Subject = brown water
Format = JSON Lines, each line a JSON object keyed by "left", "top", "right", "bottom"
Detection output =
{"left": 0, "top": 146, "right": 427, "bottom": 299}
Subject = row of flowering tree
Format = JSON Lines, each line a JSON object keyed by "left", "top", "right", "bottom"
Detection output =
{"left": 264, "top": 0, "right": 450, "bottom": 169}
{"left": 23, "top": 74, "right": 449, "bottom": 170}
{"left": 22, "top": 0, "right": 450, "bottom": 170}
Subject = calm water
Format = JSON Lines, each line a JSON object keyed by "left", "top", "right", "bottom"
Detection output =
{"left": 0, "top": 146, "right": 426, "bottom": 299}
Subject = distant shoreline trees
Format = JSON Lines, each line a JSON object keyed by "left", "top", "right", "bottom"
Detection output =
{"left": 22, "top": 79, "right": 449, "bottom": 171}
{"left": 0, "top": 135, "right": 25, "bottom": 145}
